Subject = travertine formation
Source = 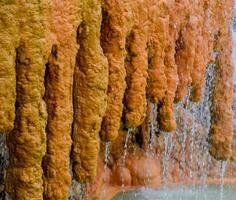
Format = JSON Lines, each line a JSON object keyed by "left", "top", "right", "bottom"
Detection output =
{"left": 209, "top": 0, "right": 234, "bottom": 160}
{"left": 0, "top": 2, "right": 19, "bottom": 133}
{"left": 0, "top": 0, "right": 234, "bottom": 199}
{"left": 5, "top": 2, "right": 48, "bottom": 200}
{"left": 72, "top": 0, "right": 108, "bottom": 183}
{"left": 100, "top": 0, "right": 130, "bottom": 141}
{"left": 43, "top": 1, "right": 81, "bottom": 199}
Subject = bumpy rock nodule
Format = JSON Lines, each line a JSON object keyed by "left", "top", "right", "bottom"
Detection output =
{"left": 0, "top": 0, "right": 234, "bottom": 199}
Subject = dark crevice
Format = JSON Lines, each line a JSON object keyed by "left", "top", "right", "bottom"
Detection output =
{"left": 136, "top": 126, "right": 145, "bottom": 148}
{"left": 3, "top": 45, "right": 22, "bottom": 199}
{"left": 174, "top": 32, "right": 184, "bottom": 61}
{"left": 100, "top": 7, "right": 109, "bottom": 54}
{"left": 121, "top": 31, "right": 134, "bottom": 124}
{"left": 69, "top": 22, "right": 86, "bottom": 198}
{"left": 155, "top": 101, "right": 163, "bottom": 137}
{"left": 42, "top": 44, "right": 58, "bottom": 200}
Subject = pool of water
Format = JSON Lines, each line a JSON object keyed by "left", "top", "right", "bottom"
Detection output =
{"left": 112, "top": 185, "right": 236, "bottom": 200}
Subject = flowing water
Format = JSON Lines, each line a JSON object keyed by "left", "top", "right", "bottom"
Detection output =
{"left": 121, "top": 129, "right": 132, "bottom": 198}
{"left": 145, "top": 104, "right": 158, "bottom": 185}
{"left": 102, "top": 142, "right": 111, "bottom": 198}
{"left": 220, "top": 161, "right": 228, "bottom": 200}
{"left": 109, "top": 61, "right": 231, "bottom": 200}
{"left": 156, "top": 63, "right": 219, "bottom": 200}
{"left": 162, "top": 133, "right": 173, "bottom": 200}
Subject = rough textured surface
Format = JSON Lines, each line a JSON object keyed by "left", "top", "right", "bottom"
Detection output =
{"left": 42, "top": 1, "right": 81, "bottom": 199}
{"left": 209, "top": 0, "right": 234, "bottom": 160}
{"left": 100, "top": 0, "right": 130, "bottom": 141}
{"left": 6, "top": 1, "right": 48, "bottom": 199}
{"left": 0, "top": 2, "right": 19, "bottom": 133}
{"left": 147, "top": 0, "right": 168, "bottom": 103}
{"left": 72, "top": 0, "right": 108, "bottom": 183}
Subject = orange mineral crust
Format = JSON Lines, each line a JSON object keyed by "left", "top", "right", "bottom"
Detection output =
{"left": 100, "top": 0, "right": 131, "bottom": 141}
{"left": 209, "top": 0, "right": 234, "bottom": 160}
{"left": 124, "top": 3, "right": 149, "bottom": 128}
{"left": 147, "top": 0, "right": 168, "bottom": 103}
{"left": 42, "top": 1, "right": 82, "bottom": 199}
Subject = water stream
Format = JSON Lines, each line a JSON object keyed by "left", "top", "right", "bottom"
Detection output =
{"left": 121, "top": 129, "right": 132, "bottom": 199}
{"left": 220, "top": 161, "right": 228, "bottom": 200}
{"left": 162, "top": 133, "right": 173, "bottom": 200}
{"left": 156, "top": 63, "right": 218, "bottom": 200}
{"left": 146, "top": 104, "right": 158, "bottom": 185}
{"left": 102, "top": 142, "right": 111, "bottom": 198}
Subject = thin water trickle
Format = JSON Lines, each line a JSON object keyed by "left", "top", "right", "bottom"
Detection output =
{"left": 121, "top": 129, "right": 132, "bottom": 199}
{"left": 180, "top": 119, "right": 187, "bottom": 181}
{"left": 191, "top": 64, "right": 215, "bottom": 199}
{"left": 79, "top": 183, "right": 87, "bottom": 200}
{"left": 148, "top": 122, "right": 156, "bottom": 158}
{"left": 162, "top": 132, "right": 173, "bottom": 200}
{"left": 146, "top": 104, "right": 158, "bottom": 185}
{"left": 189, "top": 103, "right": 197, "bottom": 180}
{"left": 102, "top": 142, "right": 111, "bottom": 198}
{"left": 220, "top": 161, "right": 228, "bottom": 200}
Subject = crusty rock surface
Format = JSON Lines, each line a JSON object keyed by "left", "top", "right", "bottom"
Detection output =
{"left": 209, "top": 0, "right": 234, "bottom": 160}
{"left": 0, "top": 1, "right": 19, "bottom": 133}
{"left": 42, "top": 1, "right": 81, "bottom": 199}
{"left": 72, "top": 0, "right": 108, "bottom": 183}
{"left": 6, "top": 1, "right": 48, "bottom": 199}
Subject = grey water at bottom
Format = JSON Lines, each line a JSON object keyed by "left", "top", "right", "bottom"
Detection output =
{"left": 112, "top": 185, "right": 236, "bottom": 200}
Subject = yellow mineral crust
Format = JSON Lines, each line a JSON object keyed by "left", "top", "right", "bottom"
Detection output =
{"left": 42, "top": 1, "right": 81, "bottom": 199}
{"left": 72, "top": 0, "right": 108, "bottom": 183}
{"left": 6, "top": 1, "right": 48, "bottom": 199}
{"left": 0, "top": 2, "right": 19, "bottom": 133}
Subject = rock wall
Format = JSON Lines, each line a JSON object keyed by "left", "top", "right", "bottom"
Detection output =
{"left": 0, "top": 0, "right": 234, "bottom": 200}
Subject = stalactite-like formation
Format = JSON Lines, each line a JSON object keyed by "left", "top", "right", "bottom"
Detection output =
{"left": 6, "top": 1, "right": 48, "bottom": 198}
{"left": 124, "top": 27, "right": 148, "bottom": 128}
{"left": 100, "top": 0, "right": 129, "bottom": 141}
{"left": 42, "top": 2, "right": 81, "bottom": 199}
{"left": 190, "top": 1, "right": 211, "bottom": 102}
{"left": 43, "top": 45, "right": 73, "bottom": 200}
{"left": 157, "top": 1, "right": 180, "bottom": 132}
{"left": 0, "top": 0, "right": 234, "bottom": 198}
{"left": 72, "top": 0, "right": 108, "bottom": 183}
{"left": 147, "top": 1, "right": 168, "bottom": 103}
{"left": 0, "top": 2, "right": 19, "bottom": 133}
{"left": 209, "top": 0, "right": 234, "bottom": 160}
{"left": 175, "top": 15, "right": 197, "bottom": 102}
